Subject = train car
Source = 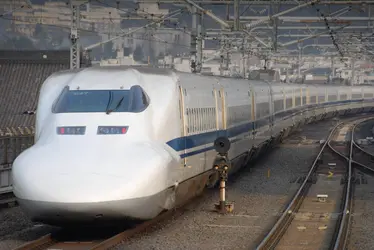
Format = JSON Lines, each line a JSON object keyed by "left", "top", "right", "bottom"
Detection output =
{"left": 11, "top": 66, "right": 374, "bottom": 226}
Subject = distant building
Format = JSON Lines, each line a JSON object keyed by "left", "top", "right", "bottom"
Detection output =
{"left": 3, "top": 1, "right": 186, "bottom": 57}
{"left": 11, "top": 1, "right": 122, "bottom": 35}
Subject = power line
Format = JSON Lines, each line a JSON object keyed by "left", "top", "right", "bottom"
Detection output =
{"left": 94, "top": 0, "right": 222, "bottom": 48}
{"left": 0, "top": 15, "right": 191, "bottom": 49}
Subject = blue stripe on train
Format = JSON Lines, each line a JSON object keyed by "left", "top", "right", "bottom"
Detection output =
{"left": 167, "top": 99, "right": 371, "bottom": 158}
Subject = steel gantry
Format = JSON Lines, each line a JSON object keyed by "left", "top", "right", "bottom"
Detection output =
{"left": 62, "top": 0, "right": 374, "bottom": 77}
{"left": 137, "top": 0, "right": 374, "bottom": 4}
{"left": 70, "top": 0, "right": 85, "bottom": 70}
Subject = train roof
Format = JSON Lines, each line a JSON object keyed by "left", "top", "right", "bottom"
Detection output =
{"left": 47, "top": 66, "right": 356, "bottom": 89}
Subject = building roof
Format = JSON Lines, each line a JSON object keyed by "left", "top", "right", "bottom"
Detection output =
{"left": 0, "top": 50, "right": 90, "bottom": 134}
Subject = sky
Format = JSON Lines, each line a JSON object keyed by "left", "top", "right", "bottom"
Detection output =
{"left": 0, "top": 0, "right": 371, "bottom": 58}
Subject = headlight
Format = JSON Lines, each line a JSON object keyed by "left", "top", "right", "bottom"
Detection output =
{"left": 57, "top": 126, "right": 86, "bottom": 135}
{"left": 97, "top": 126, "right": 128, "bottom": 135}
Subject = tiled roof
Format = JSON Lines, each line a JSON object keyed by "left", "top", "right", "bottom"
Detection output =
{"left": 0, "top": 50, "right": 91, "bottom": 131}
{"left": 0, "top": 50, "right": 70, "bottom": 64}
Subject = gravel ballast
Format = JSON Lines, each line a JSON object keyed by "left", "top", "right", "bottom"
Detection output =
{"left": 0, "top": 206, "right": 57, "bottom": 250}
{"left": 348, "top": 176, "right": 374, "bottom": 250}
{"left": 348, "top": 118, "right": 374, "bottom": 250}
{"left": 0, "top": 118, "right": 343, "bottom": 250}
{"left": 114, "top": 119, "right": 340, "bottom": 250}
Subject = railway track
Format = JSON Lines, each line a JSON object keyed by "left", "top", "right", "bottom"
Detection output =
{"left": 351, "top": 133, "right": 374, "bottom": 173}
{"left": 9, "top": 116, "right": 374, "bottom": 250}
{"left": 13, "top": 197, "right": 196, "bottom": 250}
{"left": 256, "top": 116, "right": 374, "bottom": 250}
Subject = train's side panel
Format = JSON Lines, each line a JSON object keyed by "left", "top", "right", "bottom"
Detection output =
{"left": 315, "top": 85, "right": 327, "bottom": 118}
{"left": 271, "top": 84, "right": 291, "bottom": 136}
{"left": 297, "top": 85, "right": 309, "bottom": 127}
{"left": 139, "top": 72, "right": 181, "bottom": 145}
{"left": 337, "top": 86, "right": 351, "bottom": 115}
{"left": 303, "top": 85, "right": 317, "bottom": 122}
{"left": 170, "top": 73, "right": 219, "bottom": 203}
{"left": 219, "top": 78, "right": 252, "bottom": 166}
{"left": 174, "top": 72, "right": 374, "bottom": 194}
{"left": 252, "top": 82, "right": 272, "bottom": 144}
{"left": 362, "top": 86, "right": 374, "bottom": 113}
{"left": 349, "top": 86, "right": 365, "bottom": 114}
{"left": 177, "top": 74, "right": 219, "bottom": 181}
{"left": 279, "top": 85, "right": 297, "bottom": 131}
{"left": 324, "top": 85, "right": 339, "bottom": 118}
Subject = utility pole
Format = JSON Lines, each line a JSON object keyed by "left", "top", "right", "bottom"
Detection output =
{"left": 297, "top": 43, "right": 302, "bottom": 79}
{"left": 190, "top": 6, "right": 198, "bottom": 73}
{"left": 70, "top": 0, "right": 82, "bottom": 69}
{"left": 286, "top": 68, "right": 289, "bottom": 83}
{"left": 148, "top": 26, "right": 152, "bottom": 65}
{"left": 270, "top": 3, "right": 279, "bottom": 52}
{"left": 220, "top": 36, "right": 225, "bottom": 76}
{"left": 196, "top": 12, "right": 203, "bottom": 73}
{"left": 234, "top": 0, "right": 240, "bottom": 31}
{"left": 241, "top": 38, "right": 246, "bottom": 78}
{"left": 351, "top": 57, "right": 355, "bottom": 85}
{"left": 226, "top": 44, "right": 230, "bottom": 72}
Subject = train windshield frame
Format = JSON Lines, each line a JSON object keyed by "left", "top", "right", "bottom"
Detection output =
{"left": 52, "top": 85, "right": 150, "bottom": 113}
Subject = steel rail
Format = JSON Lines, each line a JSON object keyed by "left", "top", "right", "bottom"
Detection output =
{"left": 352, "top": 135, "right": 374, "bottom": 170}
{"left": 334, "top": 117, "right": 374, "bottom": 249}
{"left": 256, "top": 116, "right": 374, "bottom": 250}
{"left": 14, "top": 198, "right": 192, "bottom": 250}
{"left": 256, "top": 121, "right": 344, "bottom": 250}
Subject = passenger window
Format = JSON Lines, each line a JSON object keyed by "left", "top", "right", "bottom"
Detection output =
{"left": 202, "top": 108, "right": 205, "bottom": 130}
{"left": 196, "top": 108, "right": 199, "bottom": 132}
{"left": 204, "top": 108, "right": 206, "bottom": 131}
{"left": 199, "top": 108, "right": 202, "bottom": 131}
{"left": 191, "top": 108, "right": 196, "bottom": 133}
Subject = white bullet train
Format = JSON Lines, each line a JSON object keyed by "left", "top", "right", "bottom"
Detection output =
{"left": 11, "top": 66, "right": 374, "bottom": 226}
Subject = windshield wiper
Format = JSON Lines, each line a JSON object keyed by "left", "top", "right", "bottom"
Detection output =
{"left": 106, "top": 96, "right": 125, "bottom": 115}
{"left": 105, "top": 92, "right": 113, "bottom": 114}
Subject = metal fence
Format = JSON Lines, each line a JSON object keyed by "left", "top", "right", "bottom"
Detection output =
{"left": 0, "top": 133, "right": 34, "bottom": 194}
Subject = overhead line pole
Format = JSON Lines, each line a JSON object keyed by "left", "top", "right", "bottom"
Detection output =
{"left": 234, "top": 0, "right": 240, "bottom": 31}
{"left": 137, "top": 0, "right": 374, "bottom": 4}
{"left": 70, "top": 0, "right": 84, "bottom": 69}
{"left": 190, "top": 6, "right": 198, "bottom": 72}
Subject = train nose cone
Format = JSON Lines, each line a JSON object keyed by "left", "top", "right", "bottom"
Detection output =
{"left": 12, "top": 142, "right": 176, "bottom": 223}
{"left": 12, "top": 142, "right": 173, "bottom": 203}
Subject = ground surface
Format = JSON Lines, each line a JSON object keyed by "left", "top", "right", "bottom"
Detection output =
{"left": 114, "top": 119, "right": 339, "bottom": 250}
{"left": 0, "top": 119, "right": 344, "bottom": 250}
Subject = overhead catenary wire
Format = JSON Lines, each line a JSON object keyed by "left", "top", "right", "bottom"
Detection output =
{"left": 94, "top": 0, "right": 223, "bottom": 53}
{"left": 0, "top": 15, "right": 191, "bottom": 49}
{"left": 308, "top": 0, "right": 348, "bottom": 58}
{"left": 1, "top": 0, "right": 256, "bottom": 60}
{"left": 0, "top": 0, "right": 193, "bottom": 51}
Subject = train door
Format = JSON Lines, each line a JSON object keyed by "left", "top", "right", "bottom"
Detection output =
{"left": 214, "top": 88, "right": 226, "bottom": 130}
{"left": 250, "top": 85, "right": 256, "bottom": 138}
{"left": 267, "top": 82, "right": 274, "bottom": 136}
{"left": 178, "top": 85, "right": 187, "bottom": 167}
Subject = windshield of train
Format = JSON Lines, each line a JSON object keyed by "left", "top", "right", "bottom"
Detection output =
{"left": 52, "top": 86, "right": 149, "bottom": 113}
